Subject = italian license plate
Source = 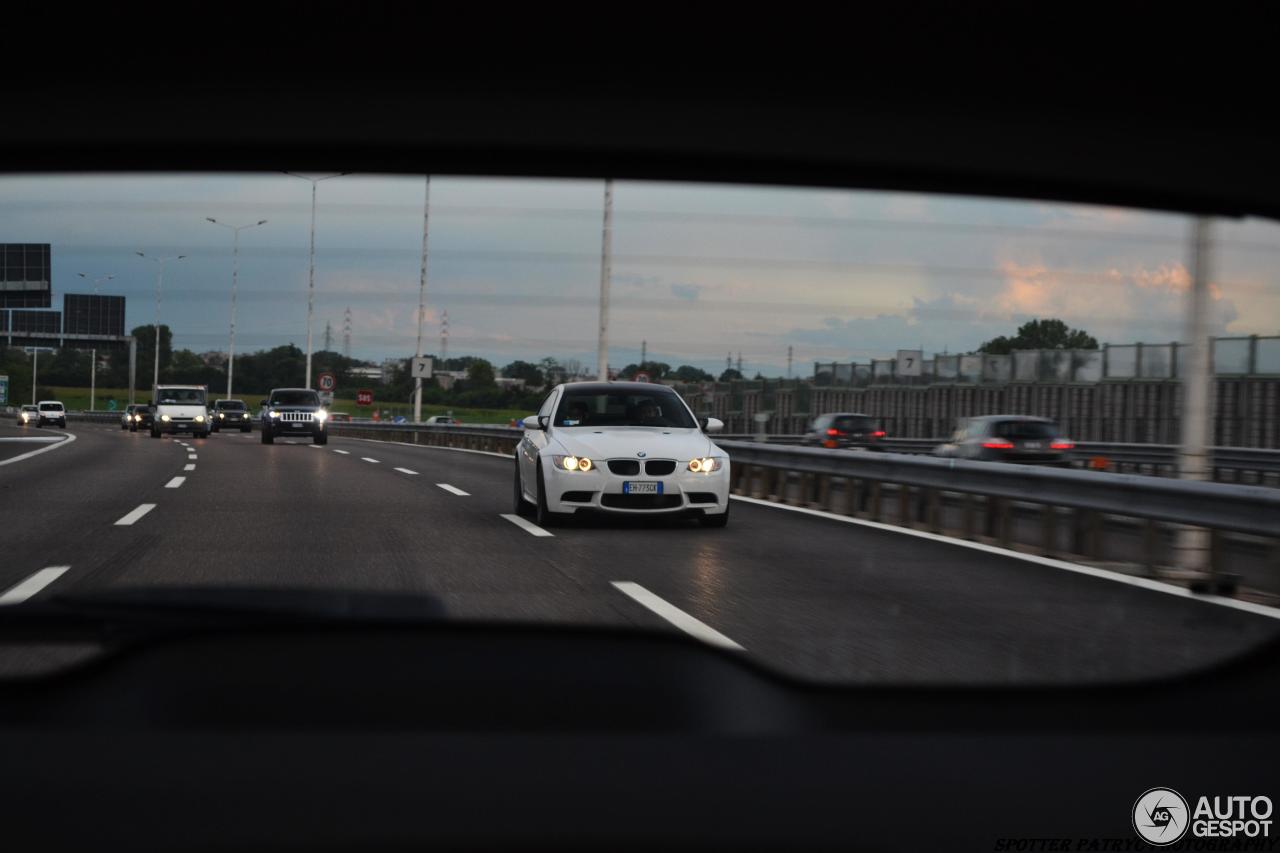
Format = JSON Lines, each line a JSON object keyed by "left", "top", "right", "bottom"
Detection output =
{"left": 292, "top": 422, "right": 307, "bottom": 428}
{"left": 623, "top": 481, "right": 661, "bottom": 495}
{"left": 1024, "top": 442, "right": 1041, "bottom": 449}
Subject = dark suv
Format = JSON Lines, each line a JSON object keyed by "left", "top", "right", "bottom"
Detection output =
{"left": 802, "top": 412, "right": 885, "bottom": 450}
{"left": 933, "top": 415, "right": 1073, "bottom": 466}
{"left": 260, "top": 388, "right": 328, "bottom": 445}
{"left": 210, "top": 399, "right": 252, "bottom": 432}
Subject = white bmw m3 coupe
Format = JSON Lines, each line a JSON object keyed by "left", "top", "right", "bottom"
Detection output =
{"left": 514, "top": 382, "right": 730, "bottom": 527}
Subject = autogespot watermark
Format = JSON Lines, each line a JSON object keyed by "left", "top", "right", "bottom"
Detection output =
{"left": 990, "top": 789, "right": 1275, "bottom": 852}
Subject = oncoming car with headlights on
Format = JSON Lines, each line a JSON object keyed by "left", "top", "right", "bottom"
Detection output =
{"left": 260, "top": 388, "right": 329, "bottom": 445}
{"left": 513, "top": 382, "right": 729, "bottom": 528}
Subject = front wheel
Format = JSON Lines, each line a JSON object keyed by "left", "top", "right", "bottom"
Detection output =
{"left": 150, "top": 426, "right": 161, "bottom": 439}
{"left": 513, "top": 461, "right": 534, "bottom": 517}
{"left": 261, "top": 428, "right": 274, "bottom": 444}
{"left": 699, "top": 503, "right": 730, "bottom": 528}
{"left": 313, "top": 432, "right": 327, "bottom": 445}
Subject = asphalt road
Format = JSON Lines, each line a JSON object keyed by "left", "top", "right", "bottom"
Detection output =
{"left": 1, "top": 420, "right": 1277, "bottom": 685}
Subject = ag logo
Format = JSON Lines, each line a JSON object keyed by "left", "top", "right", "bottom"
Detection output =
{"left": 636, "top": 451, "right": 646, "bottom": 458}
{"left": 1133, "top": 787, "right": 1190, "bottom": 846}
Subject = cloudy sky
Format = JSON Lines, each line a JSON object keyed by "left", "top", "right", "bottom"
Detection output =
{"left": 1, "top": 174, "right": 1277, "bottom": 376}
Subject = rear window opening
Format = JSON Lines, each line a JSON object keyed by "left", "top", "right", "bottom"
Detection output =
{"left": 992, "top": 421, "right": 1058, "bottom": 440}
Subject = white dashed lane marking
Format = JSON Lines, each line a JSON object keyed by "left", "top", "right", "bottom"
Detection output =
{"left": 0, "top": 566, "right": 71, "bottom": 605}
{"left": 499, "top": 514, "right": 553, "bottom": 537}
{"left": 611, "top": 581, "right": 745, "bottom": 651}
{"left": 115, "top": 504, "right": 156, "bottom": 526}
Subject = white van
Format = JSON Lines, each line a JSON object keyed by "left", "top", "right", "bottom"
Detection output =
{"left": 151, "top": 385, "right": 209, "bottom": 438}
{"left": 36, "top": 400, "right": 66, "bottom": 429}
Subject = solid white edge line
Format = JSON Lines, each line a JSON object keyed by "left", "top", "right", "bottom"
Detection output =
{"left": 332, "top": 449, "right": 350, "bottom": 454}
{"left": 393, "top": 467, "right": 419, "bottom": 475}
{"left": 114, "top": 503, "right": 156, "bottom": 526}
{"left": 729, "top": 494, "right": 1280, "bottom": 622}
{"left": 345, "top": 436, "right": 510, "bottom": 459}
{"left": 611, "top": 581, "right": 745, "bottom": 651}
{"left": 0, "top": 566, "right": 71, "bottom": 605}
{"left": 0, "top": 437, "right": 61, "bottom": 443}
{"left": 0, "top": 431, "right": 77, "bottom": 467}
{"left": 183, "top": 463, "right": 196, "bottom": 471}
{"left": 165, "top": 476, "right": 185, "bottom": 488}
{"left": 499, "top": 514, "right": 553, "bottom": 537}
{"left": 436, "top": 483, "right": 469, "bottom": 495}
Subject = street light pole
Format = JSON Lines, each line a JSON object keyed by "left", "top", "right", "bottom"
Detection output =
{"left": 31, "top": 348, "right": 37, "bottom": 405}
{"left": 414, "top": 176, "right": 431, "bottom": 424}
{"left": 283, "top": 172, "right": 345, "bottom": 389}
{"left": 207, "top": 218, "right": 268, "bottom": 400}
{"left": 90, "top": 348, "right": 96, "bottom": 411}
{"left": 136, "top": 252, "right": 186, "bottom": 394}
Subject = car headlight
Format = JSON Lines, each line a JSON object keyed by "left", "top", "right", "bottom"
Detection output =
{"left": 269, "top": 410, "right": 279, "bottom": 418}
{"left": 688, "top": 457, "right": 722, "bottom": 473}
{"left": 161, "top": 414, "right": 171, "bottom": 422}
{"left": 552, "top": 455, "right": 593, "bottom": 472}
{"left": 315, "top": 409, "right": 328, "bottom": 422}
{"left": 218, "top": 413, "right": 225, "bottom": 419}
{"left": 194, "top": 415, "right": 205, "bottom": 423}
{"left": 241, "top": 413, "right": 249, "bottom": 420}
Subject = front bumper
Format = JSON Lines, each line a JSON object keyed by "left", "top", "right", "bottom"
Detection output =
{"left": 542, "top": 460, "right": 730, "bottom": 516}
{"left": 264, "top": 419, "right": 326, "bottom": 436}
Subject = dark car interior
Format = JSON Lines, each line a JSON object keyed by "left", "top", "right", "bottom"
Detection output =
{"left": 2, "top": 9, "right": 1277, "bottom": 852}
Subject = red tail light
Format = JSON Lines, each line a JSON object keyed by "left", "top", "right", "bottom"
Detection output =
{"left": 871, "top": 430, "right": 886, "bottom": 438}
{"left": 1050, "top": 440, "right": 1074, "bottom": 450}
{"left": 982, "top": 440, "right": 1014, "bottom": 450}
{"left": 825, "top": 428, "right": 839, "bottom": 436}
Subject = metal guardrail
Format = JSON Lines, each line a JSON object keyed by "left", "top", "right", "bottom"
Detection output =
{"left": 718, "top": 441, "right": 1280, "bottom": 540}
{"left": 719, "top": 434, "right": 1280, "bottom": 483}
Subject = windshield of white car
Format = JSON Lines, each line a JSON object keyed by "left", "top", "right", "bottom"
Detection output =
{"left": 157, "top": 390, "right": 206, "bottom": 405}
{"left": 38, "top": 403, "right": 63, "bottom": 411}
{"left": 555, "top": 391, "right": 697, "bottom": 429}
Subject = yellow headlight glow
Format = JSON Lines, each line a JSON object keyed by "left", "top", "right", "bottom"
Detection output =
{"left": 578, "top": 457, "right": 592, "bottom": 471}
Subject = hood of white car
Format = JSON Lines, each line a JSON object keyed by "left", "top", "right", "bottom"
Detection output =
{"left": 549, "top": 427, "right": 719, "bottom": 461}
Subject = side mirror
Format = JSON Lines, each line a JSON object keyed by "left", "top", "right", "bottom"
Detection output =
{"left": 521, "top": 414, "right": 545, "bottom": 430}
{"left": 702, "top": 417, "right": 724, "bottom": 433}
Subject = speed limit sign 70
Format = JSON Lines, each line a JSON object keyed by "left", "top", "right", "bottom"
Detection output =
{"left": 318, "top": 372, "right": 336, "bottom": 392}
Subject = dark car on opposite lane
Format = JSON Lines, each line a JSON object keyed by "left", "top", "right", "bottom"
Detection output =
{"left": 932, "top": 415, "right": 1074, "bottom": 466}
{"left": 260, "top": 388, "right": 329, "bottom": 445}
{"left": 802, "top": 412, "right": 886, "bottom": 450}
